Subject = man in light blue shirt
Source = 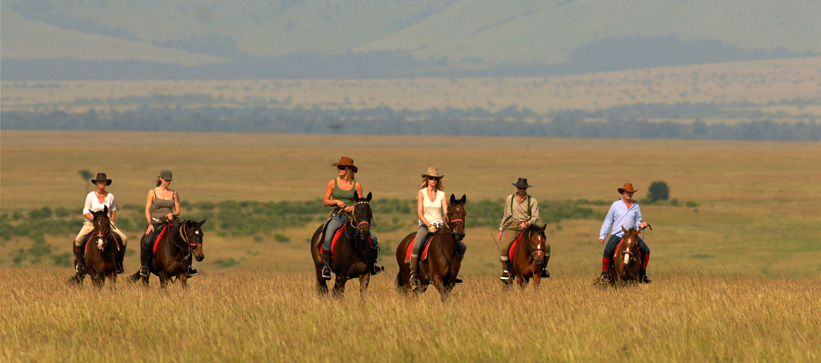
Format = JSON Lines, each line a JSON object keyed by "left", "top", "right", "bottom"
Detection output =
{"left": 599, "top": 183, "right": 651, "bottom": 283}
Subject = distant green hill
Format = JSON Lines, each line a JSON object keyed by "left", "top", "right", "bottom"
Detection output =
{"left": 3, "top": 0, "right": 819, "bottom": 79}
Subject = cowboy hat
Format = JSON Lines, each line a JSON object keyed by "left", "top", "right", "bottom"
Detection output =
{"left": 512, "top": 178, "right": 532, "bottom": 189}
{"left": 90, "top": 173, "right": 112, "bottom": 185}
{"left": 332, "top": 156, "right": 358, "bottom": 173}
{"left": 618, "top": 183, "right": 638, "bottom": 194}
{"left": 421, "top": 167, "right": 444, "bottom": 179}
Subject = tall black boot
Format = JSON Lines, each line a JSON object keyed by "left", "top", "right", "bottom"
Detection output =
{"left": 73, "top": 244, "right": 85, "bottom": 274}
{"left": 321, "top": 250, "right": 332, "bottom": 280}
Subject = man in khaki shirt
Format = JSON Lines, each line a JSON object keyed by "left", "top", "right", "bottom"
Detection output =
{"left": 496, "top": 178, "right": 547, "bottom": 280}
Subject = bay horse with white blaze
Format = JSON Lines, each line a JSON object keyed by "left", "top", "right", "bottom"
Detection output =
{"left": 606, "top": 226, "right": 644, "bottom": 286}
{"left": 310, "top": 192, "right": 379, "bottom": 297}
{"left": 504, "top": 223, "right": 550, "bottom": 289}
{"left": 395, "top": 194, "right": 466, "bottom": 300}
{"left": 127, "top": 219, "right": 206, "bottom": 288}
{"left": 71, "top": 206, "right": 123, "bottom": 288}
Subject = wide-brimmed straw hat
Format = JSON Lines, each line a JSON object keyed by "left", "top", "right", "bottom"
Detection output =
{"left": 90, "top": 173, "right": 112, "bottom": 185}
{"left": 512, "top": 178, "right": 532, "bottom": 189}
{"left": 332, "top": 157, "right": 358, "bottom": 173}
{"left": 158, "top": 170, "right": 173, "bottom": 181}
{"left": 421, "top": 167, "right": 444, "bottom": 179}
{"left": 618, "top": 183, "right": 638, "bottom": 194}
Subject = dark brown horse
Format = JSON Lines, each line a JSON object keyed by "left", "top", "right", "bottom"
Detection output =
{"left": 127, "top": 219, "right": 206, "bottom": 288}
{"left": 395, "top": 194, "right": 466, "bottom": 300}
{"left": 310, "top": 192, "right": 378, "bottom": 297}
{"left": 504, "top": 223, "right": 549, "bottom": 289}
{"left": 607, "top": 226, "right": 642, "bottom": 286}
{"left": 71, "top": 206, "right": 122, "bottom": 288}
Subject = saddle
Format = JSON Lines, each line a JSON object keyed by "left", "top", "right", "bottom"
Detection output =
{"left": 144, "top": 224, "right": 171, "bottom": 256}
{"left": 316, "top": 222, "right": 373, "bottom": 260}
{"left": 404, "top": 234, "right": 434, "bottom": 263}
{"left": 507, "top": 230, "right": 525, "bottom": 261}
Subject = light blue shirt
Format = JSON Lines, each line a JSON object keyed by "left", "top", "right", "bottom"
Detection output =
{"left": 599, "top": 199, "right": 643, "bottom": 240}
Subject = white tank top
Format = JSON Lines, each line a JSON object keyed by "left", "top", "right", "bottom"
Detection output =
{"left": 421, "top": 189, "right": 445, "bottom": 224}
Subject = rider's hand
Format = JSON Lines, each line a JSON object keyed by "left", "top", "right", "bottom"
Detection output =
{"left": 639, "top": 222, "right": 649, "bottom": 229}
{"left": 519, "top": 221, "right": 529, "bottom": 229}
{"left": 147, "top": 225, "right": 155, "bottom": 233}
{"left": 599, "top": 239, "right": 605, "bottom": 244}
{"left": 336, "top": 200, "right": 346, "bottom": 208}
{"left": 166, "top": 213, "right": 174, "bottom": 220}
{"left": 497, "top": 231, "right": 503, "bottom": 241}
{"left": 344, "top": 205, "right": 354, "bottom": 212}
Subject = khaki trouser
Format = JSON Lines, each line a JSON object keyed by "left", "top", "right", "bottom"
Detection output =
{"left": 74, "top": 221, "right": 128, "bottom": 247}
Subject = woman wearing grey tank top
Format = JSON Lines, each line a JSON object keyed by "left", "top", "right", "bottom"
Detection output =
{"left": 139, "top": 170, "right": 188, "bottom": 276}
{"left": 319, "top": 157, "right": 383, "bottom": 280}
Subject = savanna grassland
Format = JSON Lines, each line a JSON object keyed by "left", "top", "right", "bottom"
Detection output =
{"left": 1, "top": 130, "right": 820, "bottom": 361}
{"left": 3, "top": 57, "right": 820, "bottom": 119}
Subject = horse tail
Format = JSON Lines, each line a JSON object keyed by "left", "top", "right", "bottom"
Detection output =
{"left": 395, "top": 272, "right": 403, "bottom": 290}
{"left": 126, "top": 271, "right": 142, "bottom": 283}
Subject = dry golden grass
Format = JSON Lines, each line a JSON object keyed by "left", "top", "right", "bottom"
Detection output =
{"left": 1, "top": 268, "right": 819, "bottom": 362}
{"left": 2, "top": 57, "right": 819, "bottom": 116}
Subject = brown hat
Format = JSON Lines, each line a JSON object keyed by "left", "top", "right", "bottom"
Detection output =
{"left": 90, "top": 173, "right": 112, "bottom": 185}
{"left": 618, "top": 183, "right": 638, "bottom": 194}
{"left": 421, "top": 167, "right": 444, "bottom": 179}
{"left": 332, "top": 156, "right": 358, "bottom": 173}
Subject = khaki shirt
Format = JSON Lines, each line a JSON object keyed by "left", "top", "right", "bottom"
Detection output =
{"left": 499, "top": 194, "right": 540, "bottom": 231}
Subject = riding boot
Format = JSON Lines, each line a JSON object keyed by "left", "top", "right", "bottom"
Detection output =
{"left": 454, "top": 274, "right": 463, "bottom": 284}
{"left": 409, "top": 256, "right": 420, "bottom": 287}
{"left": 115, "top": 248, "right": 125, "bottom": 274}
{"left": 600, "top": 271, "right": 611, "bottom": 282}
{"left": 540, "top": 268, "right": 550, "bottom": 278}
{"left": 139, "top": 251, "right": 151, "bottom": 277}
{"left": 73, "top": 243, "right": 85, "bottom": 274}
{"left": 188, "top": 265, "right": 198, "bottom": 276}
{"left": 321, "top": 250, "right": 332, "bottom": 280}
{"left": 499, "top": 259, "right": 511, "bottom": 281}
{"left": 370, "top": 260, "right": 384, "bottom": 275}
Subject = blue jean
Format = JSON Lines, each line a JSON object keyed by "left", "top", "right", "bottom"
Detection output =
{"left": 603, "top": 234, "right": 649, "bottom": 258}
{"left": 323, "top": 214, "right": 378, "bottom": 251}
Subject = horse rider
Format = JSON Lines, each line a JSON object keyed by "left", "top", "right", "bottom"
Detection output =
{"left": 140, "top": 170, "right": 196, "bottom": 276}
{"left": 599, "top": 183, "right": 652, "bottom": 283}
{"left": 320, "top": 157, "right": 383, "bottom": 280}
{"left": 73, "top": 173, "right": 129, "bottom": 274}
{"left": 496, "top": 178, "right": 547, "bottom": 280}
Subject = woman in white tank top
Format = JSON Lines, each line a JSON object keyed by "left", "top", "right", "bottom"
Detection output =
{"left": 409, "top": 167, "right": 448, "bottom": 286}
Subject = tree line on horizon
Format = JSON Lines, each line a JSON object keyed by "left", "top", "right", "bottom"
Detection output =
{"left": 2, "top": 105, "right": 818, "bottom": 141}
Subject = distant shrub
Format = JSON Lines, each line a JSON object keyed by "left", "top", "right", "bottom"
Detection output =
{"left": 647, "top": 181, "right": 670, "bottom": 203}
{"left": 685, "top": 201, "right": 699, "bottom": 207}
{"left": 274, "top": 234, "right": 289, "bottom": 243}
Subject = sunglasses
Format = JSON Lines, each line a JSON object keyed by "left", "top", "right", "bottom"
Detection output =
{"left": 337, "top": 166, "right": 347, "bottom": 170}
{"left": 427, "top": 177, "right": 439, "bottom": 181}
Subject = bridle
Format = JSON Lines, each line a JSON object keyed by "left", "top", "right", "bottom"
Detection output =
{"left": 446, "top": 204, "right": 466, "bottom": 240}
{"left": 346, "top": 199, "right": 374, "bottom": 245}
{"left": 525, "top": 228, "right": 547, "bottom": 263}
{"left": 174, "top": 223, "right": 202, "bottom": 259}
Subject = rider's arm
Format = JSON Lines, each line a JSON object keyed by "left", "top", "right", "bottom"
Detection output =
{"left": 635, "top": 205, "right": 647, "bottom": 229}
{"left": 498, "top": 194, "right": 513, "bottom": 231}
{"left": 417, "top": 190, "right": 429, "bottom": 227}
{"left": 355, "top": 182, "right": 364, "bottom": 200}
{"left": 599, "top": 202, "right": 617, "bottom": 240}
{"left": 528, "top": 197, "right": 540, "bottom": 226}
{"left": 172, "top": 191, "right": 181, "bottom": 217}
{"left": 323, "top": 180, "right": 343, "bottom": 207}
{"left": 145, "top": 189, "right": 154, "bottom": 225}
{"left": 82, "top": 192, "right": 94, "bottom": 220}
{"left": 111, "top": 210, "right": 117, "bottom": 223}
{"left": 439, "top": 193, "right": 448, "bottom": 222}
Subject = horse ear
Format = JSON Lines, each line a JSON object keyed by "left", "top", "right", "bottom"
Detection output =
{"left": 621, "top": 226, "right": 628, "bottom": 234}
{"left": 450, "top": 193, "right": 456, "bottom": 204}
{"left": 198, "top": 219, "right": 206, "bottom": 227}
{"left": 459, "top": 194, "right": 466, "bottom": 204}
{"left": 541, "top": 224, "right": 547, "bottom": 232}
{"left": 365, "top": 192, "right": 372, "bottom": 202}
{"left": 103, "top": 205, "right": 109, "bottom": 214}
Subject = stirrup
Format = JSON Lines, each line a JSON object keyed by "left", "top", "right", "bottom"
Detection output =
{"left": 321, "top": 265, "right": 332, "bottom": 280}
{"left": 454, "top": 274, "right": 463, "bottom": 284}
{"left": 600, "top": 272, "right": 611, "bottom": 282}
{"left": 409, "top": 272, "right": 420, "bottom": 287}
{"left": 139, "top": 266, "right": 149, "bottom": 277}
{"left": 500, "top": 270, "right": 511, "bottom": 281}
{"left": 75, "top": 263, "right": 85, "bottom": 275}
{"left": 371, "top": 262, "right": 384, "bottom": 275}
{"left": 540, "top": 269, "right": 550, "bottom": 278}
{"left": 188, "top": 265, "right": 198, "bottom": 276}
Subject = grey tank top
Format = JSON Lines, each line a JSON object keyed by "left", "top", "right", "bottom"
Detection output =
{"left": 150, "top": 189, "right": 176, "bottom": 220}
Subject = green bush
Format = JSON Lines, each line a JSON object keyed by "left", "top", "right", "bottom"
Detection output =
{"left": 647, "top": 181, "right": 670, "bottom": 203}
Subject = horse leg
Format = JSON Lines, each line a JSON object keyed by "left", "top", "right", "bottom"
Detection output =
{"left": 178, "top": 273, "right": 188, "bottom": 289}
{"left": 315, "top": 265, "right": 329, "bottom": 295}
{"left": 358, "top": 273, "right": 371, "bottom": 298}
{"left": 159, "top": 272, "right": 169, "bottom": 288}
{"left": 333, "top": 274, "right": 348, "bottom": 298}
{"left": 516, "top": 274, "right": 528, "bottom": 290}
{"left": 532, "top": 272, "right": 541, "bottom": 289}
{"left": 431, "top": 274, "right": 449, "bottom": 302}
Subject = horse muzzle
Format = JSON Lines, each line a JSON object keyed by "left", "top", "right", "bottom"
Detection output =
{"left": 195, "top": 254, "right": 204, "bottom": 262}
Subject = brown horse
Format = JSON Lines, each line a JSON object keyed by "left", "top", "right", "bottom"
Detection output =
{"left": 71, "top": 206, "right": 122, "bottom": 288}
{"left": 127, "top": 219, "right": 206, "bottom": 288}
{"left": 504, "top": 223, "right": 549, "bottom": 289}
{"left": 395, "top": 194, "right": 466, "bottom": 300}
{"left": 310, "top": 192, "right": 378, "bottom": 297}
{"left": 607, "top": 226, "right": 643, "bottom": 286}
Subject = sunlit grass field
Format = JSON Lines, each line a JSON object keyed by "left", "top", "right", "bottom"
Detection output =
{"left": 1, "top": 268, "right": 819, "bottom": 362}
{"left": 1, "top": 130, "right": 820, "bottom": 361}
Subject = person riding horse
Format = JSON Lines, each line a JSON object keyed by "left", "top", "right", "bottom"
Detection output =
{"left": 73, "top": 173, "right": 128, "bottom": 274}
{"left": 497, "top": 178, "right": 548, "bottom": 281}
{"left": 139, "top": 170, "right": 197, "bottom": 277}
{"left": 320, "top": 157, "right": 383, "bottom": 280}
{"left": 408, "top": 167, "right": 466, "bottom": 287}
{"left": 599, "top": 183, "right": 652, "bottom": 283}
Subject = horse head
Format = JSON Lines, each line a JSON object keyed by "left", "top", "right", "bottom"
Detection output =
{"left": 527, "top": 224, "right": 548, "bottom": 266}
{"left": 620, "top": 226, "right": 640, "bottom": 267}
{"left": 447, "top": 194, "right": 467, "bottom": 241}
{"left": 181, "top": 219, "right": 206, "bottom": 262}
{"left": 92, "top": 206, "right": 111, "bottom": 251}
{"left": 351, "top": 192, "right": 373, "bottom": 240}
